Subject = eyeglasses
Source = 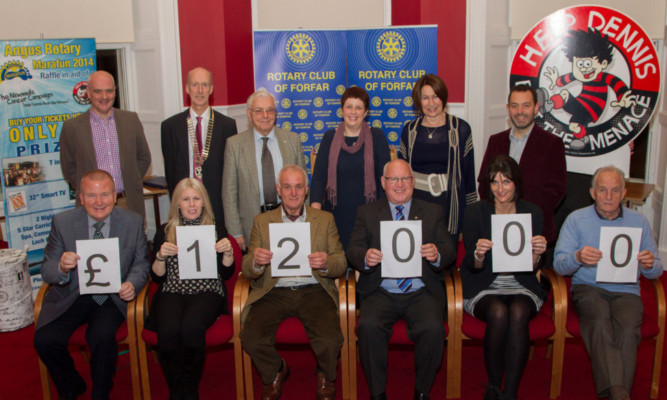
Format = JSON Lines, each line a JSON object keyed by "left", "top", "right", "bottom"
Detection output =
{"left": 250, "top": 108, "right": 277, "bottom": 116}
{"left": 383, "top": 176, "right": 413, "bottom": 184}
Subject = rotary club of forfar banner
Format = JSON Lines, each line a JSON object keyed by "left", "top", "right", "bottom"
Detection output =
{"left": 253, "top": 27, "right": 437, "bottom": 172}
{"left": 0, "top": 38, "right": 96, "bottom": 265}
{"left": 510, "top": 5, "right": 661, "bottom": 174}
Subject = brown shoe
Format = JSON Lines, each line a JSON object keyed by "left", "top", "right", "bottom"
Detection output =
{"left": 261, "top": 359, "right": 290, "bottom": 400}
{"left": 316, "top": 371, "right": 336, "bottom": 400}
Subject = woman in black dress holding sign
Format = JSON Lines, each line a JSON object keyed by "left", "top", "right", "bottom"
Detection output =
{"left": 151, "top": 178, "right": 235, "bottom": 399}
{"left": 460, "top": 155, "right": 547, "bottom": 400}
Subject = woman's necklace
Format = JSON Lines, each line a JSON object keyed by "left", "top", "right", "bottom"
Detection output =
{"left": 425, "top": 125, "right": 439, "bottom": 139}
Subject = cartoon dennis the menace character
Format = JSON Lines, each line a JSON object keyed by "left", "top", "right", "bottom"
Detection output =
{"left": 538, "top": 28, "right": 636, "bottom": 150}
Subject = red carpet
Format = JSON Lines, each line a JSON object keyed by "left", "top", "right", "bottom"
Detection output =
{"left": 2, "top": 318, "right": 666, "bottom": 399}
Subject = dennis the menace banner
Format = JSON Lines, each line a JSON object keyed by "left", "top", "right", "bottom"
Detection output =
{"left": 253, "top": 27, "right": 437, "bottom": 173}
{"left": 510, "top": 6, "right": 661, "bottom": 174}
{"left": 0, "top": 38, "right": 96, "bottom": 263}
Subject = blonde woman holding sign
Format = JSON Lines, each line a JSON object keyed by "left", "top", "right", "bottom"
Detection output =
{"left": 149, "top": 178, "right": 235, "bottom": 399}
{"left": 461, "top": 155, "right": 547, "bottom": 400}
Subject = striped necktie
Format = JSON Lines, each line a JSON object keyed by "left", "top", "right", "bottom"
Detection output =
{"left": 91, "top": 221, "right": 108, "bottom": 306}
{"left": 395, "top": 205, "right": 412, "bottom": 293}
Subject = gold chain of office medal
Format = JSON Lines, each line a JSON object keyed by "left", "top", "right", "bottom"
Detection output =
{"left": 187, "top": 108, "right": 214, "bottom": 179}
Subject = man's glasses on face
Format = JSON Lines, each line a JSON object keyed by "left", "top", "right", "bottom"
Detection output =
{"left": 384, "top": 176, "right": 413, "bottom": 184}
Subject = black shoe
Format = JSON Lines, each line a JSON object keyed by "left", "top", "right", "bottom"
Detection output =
{"left": 414, "top": 389, "right": 430, "bottom": 400}
{"left": 58, "top": 380, "right": 86, "bottom": 400}
{"left": 483, "top": 384, "right": 502, "bottom": 400}
{"left": 370, "top": 393, "right": 387, "bottom": 400}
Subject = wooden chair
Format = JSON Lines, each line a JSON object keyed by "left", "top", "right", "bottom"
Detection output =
{"left": 346, "top": 269, "right": 459, "bottom": 399}
{"left": 33, "top": 283, "right": 142, "bottom": 400}
{"left": 234, "top": 275, "right": 351, "bottom": 399}
{"left": 560, "top": 276, "right": 665, "bottom": 399}
{"left": 135, "top": 234, "right": 245, "bottom": 399}
{"left": 449, "top": 236, "right": 566, "bottom": 399}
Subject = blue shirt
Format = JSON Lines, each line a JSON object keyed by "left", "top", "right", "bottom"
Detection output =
{"left": 554, "top": 205, "right": 663, "bottom": 296}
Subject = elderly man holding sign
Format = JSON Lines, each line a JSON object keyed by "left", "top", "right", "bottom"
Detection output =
{"left": 461, "top": 155, "right": 547, "bottom": 400}
{"left": 240, "top": 164, "right": 346, "bottom": 400}
{"left": 347, "top": 159, "right": 456, "bottom": 400}
{"left": 34, "top": 170, "right": 149, "bottom": 400}
{"left": 554, "top": 165, "right": 663, "bottom": 400}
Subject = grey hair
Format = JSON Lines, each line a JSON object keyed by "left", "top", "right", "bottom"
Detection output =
{"left": 246, "top": 88, "right": 276, "bottom": 109}
{"left": 278, "top": 164, "right": 309, "bottom": 188}
{"left": 591, "top": 165, "right": 626, "bottom": 189}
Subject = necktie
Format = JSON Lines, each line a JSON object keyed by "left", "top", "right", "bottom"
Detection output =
{"left": 92, "top": 221, "right": 108, "bottom": 305}
{"left": 395, "top": 205, "right": 412, "bottom": 293}
{"left": 193, "top": 116, "right": 203, "bottom": 181}
{"left": 195, "top": 116, "right": 203, "bottom": 155}
{"left": 261, "top": 137, "right": 277, "bottom": 205}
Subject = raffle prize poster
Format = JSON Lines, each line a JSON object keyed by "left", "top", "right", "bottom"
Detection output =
{"left": 253, "top": 27, "right": 437, "bottom": 175}
{"left": 0, "top": 38, "right": 96, "bottom": 264}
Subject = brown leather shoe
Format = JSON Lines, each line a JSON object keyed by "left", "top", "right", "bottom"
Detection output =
{"left": 316, "top": 371, "right": 336, "bottom": 400}
{"left": 261, "top": 359, "right": 290, "bottom": 400}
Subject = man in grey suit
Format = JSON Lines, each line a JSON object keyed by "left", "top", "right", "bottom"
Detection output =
{"left": 34, "top": 170, "right": 150, "bottom": 400}
{"left": 60, "top": 70, "right": 152, "bottom": 221}
{"left": 222, "top": 89, "right": 306, "bottom": 251}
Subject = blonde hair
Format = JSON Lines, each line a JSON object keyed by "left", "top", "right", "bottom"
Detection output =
{"left": 164, "top": 178, "right": 215, "bottom": 243}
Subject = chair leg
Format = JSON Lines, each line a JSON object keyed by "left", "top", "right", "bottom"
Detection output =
{"left": 650, "top": 336, "right": 663, "bottom": 399}
{"left": 233, "top": 339, "right": 245, "bottom": 400}
{"left": 242, "top": 349, "right": 254, "bottom": 400}
{"left": 38, "top": 358, "right": 53, "bottom": 400}
{"left": 550, "top": 337, "right": 565, "bottom": 399}
{"left": 127, "top": 341, "right": 142, "bottom": 400}
{"left": 137, "top": 340, "right": 152, "bottom": 400}
{"left": 446, "top": 332, "right": 462, "bottom": 399}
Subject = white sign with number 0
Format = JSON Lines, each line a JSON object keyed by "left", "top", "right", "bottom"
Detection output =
{"left": 380, "top": 220, "right": 422, "bottom": 278}
{"left": 270, "top": 222, "right": 311, "bottom": 277}
{"left": 177, "top": 225, "right": 217, "bottom": 280}
{"left": 76, "top": 238, "right": 121, "bottom": 294}
{"left": 596, "top": 227, "right": 641, "bottom": 283}
{"left": 491, "top": 213, "right": 533, "bottom": 273}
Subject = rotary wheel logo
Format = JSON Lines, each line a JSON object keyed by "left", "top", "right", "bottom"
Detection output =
{"left": 403, "top": 96, "right": 413, "bottom": 107}
{"left": 299, "top": 132, "right": 308, "bottom": 142}
{"left": 371, "top": 96, "right": 382, "bottom": 107}
{"left": 388, "top": 131, "right": 399, "bottom": 142}
{"left": 376, "top": 31, "right": 406, "bottom": 63}
{"left": 387, "top": 108, "right": 398, "bottom": 119}
{"left": 336, "top": 85, "right": 346, "bottom": 95}
{"left": 0, "top": 60, "right": 33, "bottom": 83}
{"left": 286, "top": 33, "right": 316, "bottom": 64}
{"left": 372, "top": 120, "right": 382, "bottom": 129}
{"left": 281, "top": 98, "right": 291, "bottom": 109}
{"left": 336, "top": 108, "right": 343, "bottom": 118}
{"left": 314, "top": 97, "right": 324, "bottom": 107}
{"left": 314, "top": 120, "right": 324, "bottom": 130}
{"left": 298, "top": 109, "right": 308, "bottom": 120}
{"left": 282, "top": 121, "right": 293, "bottom": 131}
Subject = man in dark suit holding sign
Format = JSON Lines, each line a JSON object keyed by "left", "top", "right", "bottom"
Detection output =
{"left": 34, "top": 170, "right": 150, "bottom": 400}
{"left": 554, "top": 165, "right": 663, "bottom": 400}
{"left": 347, "top": 159, "right": 456, "bottom": 400}
{"left": 240, "top": 164, "right": 346, "bottom": 400}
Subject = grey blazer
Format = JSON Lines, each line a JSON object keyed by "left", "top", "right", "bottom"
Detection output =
{"left": 222, "top": 128, "right": 306, "bottom": 241}
{"left": 36, "top": 206, "right": 150, "bottom": 329}
{"left": 59, "top": 109, "right": 152, "bottom": 220}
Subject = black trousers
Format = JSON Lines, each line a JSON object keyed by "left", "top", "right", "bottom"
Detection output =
{"left": 34, "top": 295, "right": 124, "bottom": 400}
{"left": 357, "top": 287, "right": 445, "bottom": 396}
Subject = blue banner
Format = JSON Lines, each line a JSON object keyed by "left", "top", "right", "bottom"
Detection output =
{"left": 0, "top": 38, "right": 96, "bottom": 264}
{"left": 347, "top": 27, "right": 437, "bottom": 146}
{"left": 253, "top": 27, "right": 437, "bottom": 172}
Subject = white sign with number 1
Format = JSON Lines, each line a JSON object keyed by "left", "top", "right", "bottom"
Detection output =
{"left": 177, "top": 225, "right": 217, "bottom": 280}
